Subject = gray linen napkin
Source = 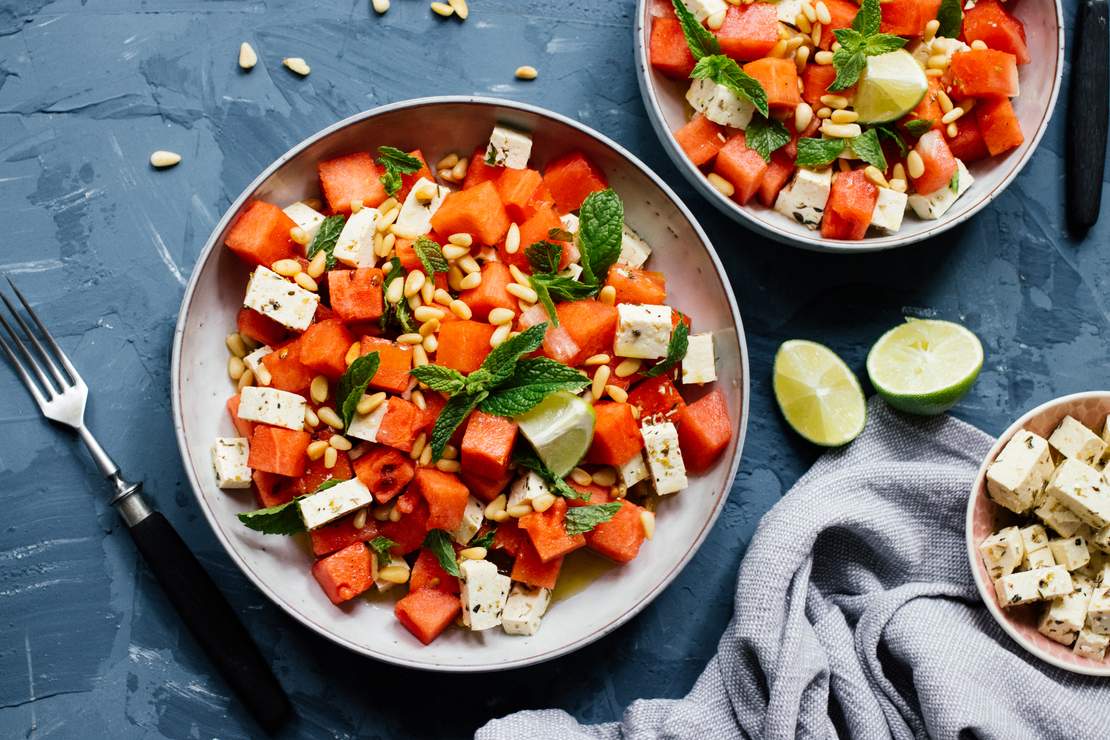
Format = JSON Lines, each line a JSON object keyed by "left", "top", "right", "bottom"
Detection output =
{"left": 478, "top": 398, "right": 1110, "bottom": 740}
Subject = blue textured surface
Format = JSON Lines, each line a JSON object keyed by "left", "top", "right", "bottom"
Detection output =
{"left": 0, "top": 0, "right": 1106, "bottom": 737}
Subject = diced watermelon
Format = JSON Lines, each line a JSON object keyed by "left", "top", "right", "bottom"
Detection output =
{"left": 820, "top": 170, "right": 878, "bottom": 240}
{"left": 542, "top": 152, "right": 608, "bottom": 214}
{"left": 396, "top": 149, "right": 435, "bottom": 203}
{"left": 260, "top": 338, "right": 313, "bottom": 393}
{"left": 410, "top": 548, "right": 461, "bottom": 594}
{"left": 461, "top": 411, "right": 518, "bottom": 481}
{"left": 317, "top": 152, "right": 386, "bottom": 213}
{"left": 225, "top": 201, "right": 298, "bottom": 267}
{"left": 430, "top": 181, "right": 511, "bottom": 246}
{"left": 247, "top": 425, "right": 310, "bottom": 477}
{"left": 413, "top": 468, "right": 471, "bottom": 532}
{"left": 459, "top": 262, "right": 517, "bottom": 321}
{"left": 376, "top": 397, "right": 421, "bottom": 453}
{"left": 460, "top": 469, "right": 513, "bottom": 504}
{"left": 353, "top": 446, "right": 415, "bottom": 504}
{"left": 758, "top": 150, "right": 796, "bottom": 207}
{"left": 237, "top": 307, "right": 287, "bottom": 347}
{"left": 294, "top": 445, "right": 353, "bottom": 495}
{"left": 975, "top": 96, "right": 1024, "bottom": 156}
{"left": 462, "top": 147, "right": 499, "bottom": 189}
{"left": 715, "top": 3, "right": 779, "bottom": 61}
{"left": 880, "top": 0, "right": 939, "bottom": 35}
{"left": 585, "top": 500, "right": 647, "bottom": 564}
{"left": 492, "top": 518, "right": 529, "bottom": 557}
{"left": 948, "top": 49, "right": 1020, "bottom": 99}
{"left": 308, "top": 513, "right": 380, "bottom": 557}
{"left": 253, "top": 470, "right": 294, "bottom": 508}
{"left": 554, "top": 300, "right": 618, "bottom": 367}
{"left": 650, "top": 16, "right": 696, "bottom": 79}
{"left": 627, "top": 375, "right": 686, "bottom": 421}
{"left": 801, "top": 64, "right": 841, "bottom": 109}
{"left": 912, "top": 129, "right": 958, "bottom": 195}
{"left": 962, "top": 0, "right": 1030, "bottom": 65}
{"left": 604, "top": 267, "right": 665, "bottom": 305}
{"left": 328, "top": 268, "right": 385, "bottom": 323}
{"left": 297, "top": 319, "right": 354, "bottom": 381}
{"left": 359, "top": 336, "right": 412, "bottom": 394}
{"left": 227, "top": 395, "right": 254, "bottom": 439}
{"left": 511, "top": 538, "right": 563, "bottom": 590}
{"left": 518, "top": 497, "right": 586, "bottom": 563}
{"left": 819, "top": 0, "right": 860, "bottom": 49}
{"left": 436, "top": 320, "right": 495, "bottom": 374}
{"left": 587, "top": 402, "right": 644, "bottom": 467}
{"left": 394, "top": 588, "right": 461, "bottom": 644}
{"left": 713, "top": 131, "right": 769, "bottom": 206}
{"left": 675, "top": 388, "right": 733, "bottom": 473}
{"left": 743, "top": 58, "right": 801, "bottom": 109}
{"left": 311, "top": 542, "right": 374, "bottom": 604}
{"left": 674, "top": 114, "right": 727, "bottom": 167}
{"left": 379, "top": 497, "right": 430, "bottom": 554}
{"left": 496, "top": 168, "right": 544, "bottom": 222}
{"left": 946, "top": 116, "right": 991, "bottom": 162}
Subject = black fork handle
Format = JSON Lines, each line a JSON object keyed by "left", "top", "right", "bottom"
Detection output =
{"left": 1066, "top": 0, "right": 1109, "bottom": 233}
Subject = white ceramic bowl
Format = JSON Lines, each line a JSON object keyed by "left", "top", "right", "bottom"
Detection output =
{"left": 171, "top": 97, "right": 750, "bottom": 672}
{"left": 966, "top": 391, "right": 1110, "bottom": 676}
{"left": 634, "top": 0, "right": 1065, "bottom": 252}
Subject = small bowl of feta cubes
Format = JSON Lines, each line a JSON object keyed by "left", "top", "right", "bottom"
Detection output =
{"left": 967, "top": 391, "right": 1110, "bottom": 676}
{"left": 636, "top": 0, "right": 1063, "bottom": 251}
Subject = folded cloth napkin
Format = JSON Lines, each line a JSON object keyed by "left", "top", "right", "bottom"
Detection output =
{"left": 478, "top": 398, "right": 1110, "bottom": 740}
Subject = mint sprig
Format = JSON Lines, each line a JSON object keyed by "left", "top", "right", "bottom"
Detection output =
{"left": 642, "top": 317, "right": 689, "bottom": 379}
{"left": 513, "top": 448, "right": 589, "bottom": 501}
{"left": 423, "top": 529, "right": 460, "bottom": 577}
{"left": 377, "top": 146, "right": 422, "bottom": 197}
{"left": 478, "top": 359, "right": 590, "bottom": 416}
{"left": 829, "top": 0, "right": 907, "bottom": 92}
{"left": 369, "top": 536, "right": 397, "bottom": 570}
{"left": 577, "top": 189, "right": 625, "bottom": 286}
{"left": 936, "top": 0, "right": 962, "bottom": 39}
{"left": 745, "top": 115, "right": 791, "bottom": 163}
{"left": 690, "top": 55, "right": 770, "bottom": 119}
{"left": 306, "top": 215, "right": 345, "bottom": 269}
{"left": 413, "top": 236, "right": 448, "bottom": 274}
{"left": 337, "top": 351, "right": 381, "bottom": 430}
{"left": 850, "top": 128, "right": 887, "bottom": 172}
{"left": 670, "top": 0, "right": 720, "bottom": 60}
{"left": 526, "top": 241, "right": 598, "bottom": 326}
{"left": 795, "top": 137, "right": 846, "bottom": 168}
{"left": 564, "top": 502, "right": 622, "bottom": 536}
{"left": 470, "top": 528, "right": 496, "bottom": 549}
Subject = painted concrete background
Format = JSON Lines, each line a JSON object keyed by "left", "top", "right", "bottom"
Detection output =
{"left": 0, "top": 0, "right": 1106, "bottom": 737}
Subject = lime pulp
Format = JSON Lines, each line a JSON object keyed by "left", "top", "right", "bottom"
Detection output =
{"left": 514, "top": 391, "right": 596, "bottom": 477}
{"left": 773, "top": 340, "right": 867, "bottom": 447}
{"left": 853, "top": 49, "right": 929, "bottom": 125}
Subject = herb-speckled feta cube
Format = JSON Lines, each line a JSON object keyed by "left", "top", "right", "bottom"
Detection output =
{"left": 243, "top": 266, "right": 320, "bottom": 331}
{"left": 332, "top": 207, "right": 379, "bottom": 267}
{"left": 1087, "top": 586, "right": 1110, "bottom": 635}
{"left": 459, "top": 559, "right": 510, "bottom": 631}
{"left": 502, "top": 584, "right": 551, "bottom": 636}
{"left": 1036, "top": 493, "right": 1085, "bottom": 538}
{"left": 1038, "top": 576, "right": 1094, "bottom": 645}
{"left": 394, "top": 178, "right": 450, "bottom": 239}
{"left": 236, "top": 386, "right": 306, "bottom": 431}
{"left": 485, "top": 126, "right": 532, "bottom": 170}
{"left": 615, "top": 304, "right": 672, "bottom": 360}
{"left": 618, "top": 226, "right": 652, "bottom": 268}
{"left": 995, "top": 565, "right": 1073, "bottom": 607}
{"left": 907, "top": 158, "right": 973, "bottom": 220}
{"left": 774, "top": 167, "right": 833, "bottom": 230}
{"left": 1049, "top": 536, "right": 1092, "bottom": 572}
{"left": 1047, "top": 458, "right": 1110, "bottom": 529}
{"left": 297, "top": 477, "right": 375, "bottom": 530}
{"left": 211, "top": 437, "right": 252, "bottom": 489}
{"left": 869, "top": 187, "right": 908, "bottom": 235}
{"left": 1023, "top": 546, "right": 1056, "bottom": 570}
{"left": 243, "top": 345, "right": 273, "bottom": 376}
{"left": 1092, "top": 524, "right": 1110, "bottom": 555}
{"left": 686, "top": 78, "right": 755, "bottom": 130}
{"left": 282, "top": 201, "right": 326, "bottom": 241}
{"left": 776, "top": 0, "right": 807, "bottom": 24}
{"left": 985, "top": 430, "right": 1054, "bottom": 514}
{"left": 682, "top": 332, "right": 716, "bottom": 385}
{"left": 453, "top": 496, "right": 485, "bottom": 545}
{"left": 508, "top": 471, "right": 550, "bottom": 509}
{"left": 1020, "top": 523, "right": 1050, "bottom": 553}
{"left": 641, "top": 421, "right": 688, "bottom": 495}
{"left": 681, "top": 0, "right": 726, "bottom": 23}
{"left": 619, "top": 451, "right": 649, "bottom": 490}
{"left": 1049, "top": 415, "right": 1107, "bottom": 466}
{"left": 1073, "top": 628, "right": 1109, "bottom": 659}
{"left": 560, "top": 213, "right": 579, "bottom": 234}
{"left": 346, "top": 401, "right": 389, "bottom": 444}
{"left": 978, "top": 526, "right": 1024, "bottom": 580}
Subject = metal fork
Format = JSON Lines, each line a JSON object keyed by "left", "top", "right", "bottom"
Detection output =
{"left": 0, "top": 277, "right": 291, "bottom": 733}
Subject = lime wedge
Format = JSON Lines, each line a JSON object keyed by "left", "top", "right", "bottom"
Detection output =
{"left": 514, "top": 391, "right": 596, "bottom": 477}
{"left": 853, "top": 49, "right": 929, "bottom": 125}
{"left": 866, "top": 318, "right": 983, "bottom": 416}
{"left": 773, "top": 340, "right": 866, "bottom": 447}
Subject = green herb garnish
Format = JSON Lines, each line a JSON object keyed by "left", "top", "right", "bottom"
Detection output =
{"left": 413, "top": 236, "right": 449, "bottom": 274}
{"left": 512, "top": 448, "right": 589, "bottom": 501}
{"left": 564, "top": 502, "right": 622, "bottom": 536}
{"left": 670, "top": 0, "right": 721, "bottom": 60}
{"left": 641, "top": 317, "right": 689, "bottom": 379}
{"left": 305, "top": 215, "right": 346, "bottom": 269}
{"left": 829, "top": 0, "right": 907, "bottom": 92}
{"left": 377, "top": 146, "right": 423, "bottom": 197}
{"left": 795, "top": 137, "right": 847, "bottom": 168}
{"left": 236, "top": 479, "right": 341, "bottom": 535}
{"left": 936, "top": 0, "right": 963, "bottom": 39}
{"left": 380, "top": 257, "right": 417, "bottom": 334}
{"left": 470, "top": 529, "right": 496, "bottom": 549}
{"left": 690, "top": 55, "right": 770, "bottom": 119}
{"left": 745, "top": 115, "right": 792, "bottom": 163}
{"left": 903, "top": 119, "right": 934, "bottom": 139}
{"left": 526, "top": 241, "right": 599, "bottom": 326}
{"left": 850, "top": 128, "right": 887, "bottom": 172}
{"left": 337, "top": 351, "right": 381, "bottom": 430}
{"left": 369, "top": 536, "right": 397, "bottom": 570}
{"left": 423, "top": 529, "right": 461, "bottom": 577}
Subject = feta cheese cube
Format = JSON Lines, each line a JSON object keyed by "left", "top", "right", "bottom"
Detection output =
{"left": 1049, "top": 536, "right": 1092, "bottom": 572}
{"left": 393, "top": 178, "right": 450, "bottom": 239}
{"left": 332, "top": 207, "right": 379, "bottom": 267}
{"left": 346, "top": 401, "right": 389, "bottom": 444}
{"left": 618, "top": 226, "right": 652, "bottom": 268}
{"left": 1023, "top": 546, "right": 1056, "bottom": 570}
{"left": 774, "top": 167, "right": 833, "bottom": 230}
{"left": 1046, "top": 458, "right": 1110, "bottom": 529}
{"left": 374, "top": 555, "right": 408, "bottom": 592}
{"left": 1038, "top": 577, "right": 1094, "bottom": 645}
{"left": 1073, "top": 628, "right": 1109, "bottom": 660}
{"left": 869, "top": 187, "right": 908, "bottom": 235}
{"left": 242, "top": 345, "right": 273, "bottom": 375}
{"left": 680, "top": 0, "right": 727, "bottom": 23}
{"left": 501, "top": 584, "right": 552, "bottom": 636}
{"left": 560, "top": 213, "right": 579, "bottom": 234}
{"left": 641, "top": 421, "right": 688, "bottom": 495}
{"left": 453, "top": 496, "right": 485, "bottom": 545}
{"left": 978, "top": 526, "right": 1024, "bottom": 580}
{"left": 615, "top": 304, "right": 672, "bottom": 359}
{"left": 296, "top": 477, "right": 375, "bottom": 530}
{"left": 1036, "top": 493, "right": 1085, "bottom": 538}
{"left": 211, "top": 437, "right": 252, "bottom": 489}
{"left": 1091, "top": 524, "right": 1110, "bottom": 555}
{"left": 282, "top": 201, "right": 326, "bottom": 241}
{"left": 485, "top": 126, "right": 533, "bottom": 170}
{"left": 508, "top": 471, "right": 550, "bottom": 509}
{"left": 1100, "top": 416, "right": 1110, "bottom": 460}
{"left": 619, "top": 451, "right": 649, "bottom": 490}
{"left": 1019, "top": 523, "right": 1050, "bottom": 553}
{"left": 560, "top": 262, "right": 584, "bottom": 281}
{"left": 236, "top": 386, "right": 306, "bottom": 431}
{"left": 682, "top": 333, "right": 717, "bottom": 385}
{"left": 243, "top": 266, "right": 320, "bottom": 332}
{"left": 985, "top": 430, "right": 1054, "bottom": 514}
{"left": 907, "top": 158, "right": 973, "bottom": 220}
{"left": 1087, "top": 586, "right": 1110, "bottom": 635}
{"left": 1074, "top": 550, "right": 1110, "bottom": 585}
{"left": 1049, "top": 415, "right": 1107, "bottom": 466}
{"left": 459, "top": 559, "right": 510, "bottom": 631}
{"left": 995, "top": 565, "right": 1073, "bottom": 607}
{"left": 776, "top": 0, "right": 807, "bottom": 25}
{"left": 686, "top": 78, "right": 755, "bottom": 130}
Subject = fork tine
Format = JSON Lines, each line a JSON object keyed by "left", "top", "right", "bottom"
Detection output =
{"left": 0, "top": 330, "right": 48, "bottom": 407}
{"left": 0, "top": 288, "right": 69, "bottom": 390}
{"left": 0, "top": 309, "right": 55, "bottom": 399}
{"left": 5, "top": 276, "right": 79, "bottom": 385}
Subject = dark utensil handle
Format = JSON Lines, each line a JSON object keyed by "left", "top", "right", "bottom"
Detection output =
{"left": 1067, "top": 0, "right": 1109, "bottom": 233}
{"left": 129, "top": 512, "right": 292, "bottom": 733}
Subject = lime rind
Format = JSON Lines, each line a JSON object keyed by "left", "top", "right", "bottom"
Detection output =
{"left": 853, "top": 50, "right": 930, "bottom": 125}
{"left": 514, "top": 391, "right": 596, "bottom": 476}
{"left": 773, "top": 340, "right": 867, "bottom": 447}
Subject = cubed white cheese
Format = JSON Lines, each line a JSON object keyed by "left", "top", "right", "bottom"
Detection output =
{"left": 1038, "top": 576, "right": 1094, "bottom": 645}
{"left": 978, "top": 526, "right": 1024, "bottom": 580}
{"left": 1023, "top": 546, "right": 1056, "bottom": 570}
{"left": 1036, "top": 493, "right": 1085, "bottom": 537}
{"left": 1073, "top": 628, "right": 1110, "bottom": 660}
{"left": 236, "top": 386, "right": 306, "bottom": 431}
{"left": 459, "top": 559, "right": 510, "bottom": 631}
{"left": 485, "top": 126, "right": 533, "bottom": 170}
{"left": 619, "top": 451, "right": 649, "bottom": 490}
{"left": 686, "top": 78, "right": 755, "bottom": 130}
{"left": 560, "top": 262, "right": 584, "bottom": 281}
{"left": 869, "top": 187, "right": 908, "bottom": 235}
{"left": 681, "top": 332, "right": 716, "bottom": 385}
{"left": 453, "top": 496, "right": 485, "bottom": 545}
{"left": 243, "top": 266, "right": 320, "bottom": 332}
{"left": 211, "top": 437, "right": 252, "bottom": 489}
{"left": 1019, "top": 523, "right": 1050, "bottom": 553}
{"left": 1092, "top": 524, "right": 1110, "bottom": 555}
{"left": 508, "top": 471, "right": 550, "bottom": 509}
{"left": 681, "top": 0, "right": 727, "bottom": 23}
{"left": 907, "top": 158, "right": 973, "bottom": 220}
{"left": 615, "top": 304, "right": 672, "bottom": 360}
{"left": 346, "top": 401, "right": 389, "bottom": 444}
{"left": 641, "top": 421, "right": 688, "bottom": 496}
{"left": 774, "top": 167, "right": 833, "bottom": 230}
{"left": 501, "top": 584, "right": 552, "bottom": 636}
{"left": 1049, "top": 415, "right": 1107, "bottom": 466}
{"left": 776, "top": 0, "right": 807, "bottom": 25}
{"left": 1087, "top": 586, "right": 1110, "bottom": 635}
{"left": 242, "top": 345, "right": 273, "bottom": 376}
{"left": 296, "top": 477, "right": 375, "bottom": 531}
{"left": 282, "top": 201, "right": 326, "bottom": 241}
{"left": 910, "top": 36, "right": 971, "bottom": 68}
{"left": 393, "top": 178, "right": 450, "bottom": 239}
{"left": 1047, "top": 458, "right": 1110, "bottom": 529}
{"left": 1049, "top": 536, "right": 1092, "bottom": 572}
{"left": 332, "top": 207, "right": 379, "bottom": 267}
{"left": 374, "top": 555, "right": 409, "bottom": 592}
{"left": 1076, "top": 551, "right": 1110, "bottom": 585}
{"left": 560, "top": 213, "right": 579, "bottom": 234}
{"left": 995, "top": 565, "right": 1073, "bottom": 607}
{"left": 618, "top": 226, "right": 652, "bottom": 268}
{"left": 985, "top": 430, "right": 1054, "bottom": 514}
{"left": 1100, "top": 417, "right": 1110, "bottom": 461}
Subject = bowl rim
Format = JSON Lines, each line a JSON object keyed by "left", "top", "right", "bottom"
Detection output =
{"left": 170, "top": 95, "right": 752, "bottom": 672}
{"left": 964, "top": 390, "right": 1110, "bottom": 677}
{"left": 633, "top": 0, "right": 1066, "bottom": 253}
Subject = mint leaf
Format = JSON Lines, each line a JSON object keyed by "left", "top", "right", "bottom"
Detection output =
{"left": 745, "top": 115, "right": 791, "bottom": 163}
{"left": 337, "top": 351, "right": 381, "bottom": 430}
{"left": 577, "top": 189, "right": 625, "bottom": 286}
{"left": 237, "top": 496, "right": 306, "bottom": 535}
{"left": 564, "top": 502, "right": 622, "bottom": 536}
{"left": 642, "top": 317, "right": 689, "bottom": 379}
{"left": 413, "top": 236, "right": 448, "bottom": 274}
{"left": 949, "top": 169, "right": 959, "bottom": 193}
{"left": 380, "top": 257, "right": 417, "bottom": 334}
{"left": 429, "top": 390, "right": 485, "bottom": 460}
{"left": 691, "top": 54, "right": 770, "bottom": 118}
{"left": 369, "top": 536, "right": 397, "bottom": 570}
{"left": 468, "top": 322, "right": 548, "bottom": 390}
{"left": 831, "top": 1, "right": 907, "bottom": 91}
{"left": 829, "top": 47, "right": 866, "bottom": 91}
{"left": 852, "top": 0, "right": 881, "bottom": 36}
{"left": 526, "top": 241, "right": 563, "bottom": 274}
{"left": 850, "top": 128, "right": 887, "bottom": 171}
{"left": 936, "top": 0, "right": 962, "bottom": 39}
{"left": 479, "top": 359, "right": 590, "bottom": 416}
{"left": 305, "top": 215, "right": 345, "bottom": 270}
{"left": 470, "top": 528, "right": 496, "bottom": 549}
{"left": 865, "top": 34, "right": 907, "bottom": 56}
{"left": 409, "top": 364, "right": 467, "bottom": 395}
{"left": 875, "top": 124, "right": 908, "bottom": 157}
{"left": 513, "top": 448, "right": 589, "bottom": 501}
{"left": 530, "top": 273, "right": 597, "bottom": 326}
{"left": 795, "top": 137, "right": 846, "bottom": 168}
{"left": 548, "top": 227, "right": 574, "bottom": 242}
{"left": 903, "top": 119, "right": 934, "bottom": 138}
{"left": 377, "top": 146, "right": 422, "bottom": 197}
{"left": 422, "top": 529, "right": 460, "bottom": 578}
{"left": 670, "top": 0, "right": 721, "bottom": 60}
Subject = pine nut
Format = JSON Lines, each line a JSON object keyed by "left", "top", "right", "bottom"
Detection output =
{"left": 570, "top": 468, "right": 593, "bottom": 486}
{"left": 484, "top": 495, "right": 507, "bottom": 519}
{"left": 237, "top": 369, "right": 254, "bottom": 391}
{"left": 381, "top": 232, "right": 397, "bottom": 257}
{"left": 372, "top": 232, "right": 388, "bottom": 259}
{"left": 238, "top": 42, "right": 258, "bottom": 70}
{"left": 488, "top": 307, "right": 515, "bottom": 326}
{"left": 830, "top": 109, "right": 859, "bottom": 124}
{"left": 228, "top": 355, "right": 246, "bottom": 381}
{"left": 150, "top": 150, "right": 181, "bottom": 168}
{"left": 447, "top": 232, "right": 473, "bottom": 249}
{"left": 307, "top": 251, "right": 327, "bottom": 278}
{"left": 507, "top": 503, "right": 533, "bottom": 518}
{"left": 505, "top": 223, "right": 521, "bottom": 254}
{"left": 419, "top": 318, "right": 440, "bottom": 337}
{"left": 457, "top": 255, "right": 480, "bottom": 275}
{"left": 490, "top": 323, "right": 512, "bottom": 348}
{"left": 598, "top": 285, "right": 617, "bottom": 306}
{"left": 810, "top": 22, "right": 821, "bottom": 46}
{"left": 404, "top": 270, "right": 426, "bottom": 298}
{"left": 892, "top": 163, "right": 907, "bottom": 182}
{"left": 441, "top": 444, "right": 458, "bottom": 460}
{"left": 592, "top": 467, "right": 617, "bottom": 487}
{"left": 785, "top": 36, "right": 805, "bottom": 53}
{"left": 941, "top": 107, "right": 964, "bottom": 125}
{"left": 410, "top": 432, "right": 427, "bottom": 461}
{"left": 802, "top": 1, "right": 817, "bottom": 22}
{"left": 923, "top": 19, "right": 939, "bottom": 43}
{"left": 615, "top": 358, "right": 642, "bottom": 377}
{"left": 411, "top": 390, "right": 427, "bottom": 411}
{"left": 796, "top": 13, "right": 812, "bottom": 34}
{"left": 352, "top": 508, "right": 368, "bottom": 530}
{"left": 531, "top": 493, "right": 556, "bottom": 513}
{"left": 451, "top": 159, "right": 468, "bottom": 181}
{"left": 418, "top": 443, "right": 433, "bottom": 466}
{"left": 926, "top": 68, "right": 944, "bottom": 78}
{"left": 357, "top": 392, "right": 386, "bottom": 415}
{"left": 707, "top": 172, "right": 735, "bottom": 198}
{"left": 970, "top": 39, "right": 988, "bottom": 50}
{"left": 584, "top": 354, "right": 610, "bottom": 366}
{"left": 345, "top": 341, "right": 361, "bottom": 366}
{"left": 506, "top": 264, "right": 529, "bottom": 287}
{"left": 226, "top": 332, "right": 248, "bottom": 358}
{"left": 459, "top": 546, "right": 486, "bottom": 561}
{"left": 946, "top": 122, "right": 958, "bottom": 138}
{"left": 906, "top": 150, "right": 925, "bottom": 179}
{"left": 289, "top": 227, "right": 310, "bottom": 246}
{"left": 323, "top": 446, "right": 338, "bottom": 469}
{"left": 283, "top": 57, "right": 310, "bottom": 76}
{"left": 814, "top": 0, "right": 831, "bottom": 25}
{"left": 889, "top": 178, "right": 908, "bottom": 193}
{"left": 831, "top": 41, "right": 841, "bottom": 52}
{"left": 307, "top": 440, "right": 329, "bottom": 461}
{"left": 318, "top": 406, "right": 343, "bottom": 429}
{"left": 706, "top": 9, "right": 726, "bottom": 30}
{"left": 385, "top": 277, "right": 404, "bottom": 305}
{"left": 447, "top": 265, "right": 465, "bottom": 291}
{"left": 422, "top": 334, "right": 438, "bottom": 353}
{"left": 630, "top": 406, "right": 640, "bottom": 421}
{"left": 304, "top": 406, "right": 319, "bottom": 428}
{"left": 395, "top": 333, "right": 421, "bottom": 346}
{"left": 794, "top": 45, "right": 810, "bottom": 73}
{"left": 442, "top": 244, "right": 469, "bottom": 261}
{"left": 435, "top": 459, "right": 461, "bottom": 473}
{"left": 372, "top": 0, "right": 390, "bottom": 13}
{"left": 240, "top": 333, "right": 260, "bottom": 350}
{"left": 814, "top": 50, "right": 834, "bottom": 65}
{"left": 937, "top": 89, "right": 954, "bottom": 114}
{"left": 329, "top": 434, "right": 352, "bottom": 451}
{"left": 310, "top": 375, "right": 329, "bottom": 403}
{"left": 863, "top": 166, "right": 889, "bottom": 188}
{"left": 641, "top": 511, "right": 656, "bottom": 540}
{"left": 515, "top": 65, "right": 538, "bottom": 80}
{"left": 606, "top": 384, "right": 628, "bottom": 403}
{"left": 436, "top": 153, "right": 459, "bottom": 170}
{"left": 926, "top": 54, "right": 948, "bottom": 70}
{"left": 430, "top": 1, "right": 454, "bottom": 17}
{"left": 377, "top": 207, "right": 400, "bottom": 232}
{"left": 255, "top": 363, "right": 273, "bottom": 386}
{"left": 505, "top": 283, "right": 537, "bottom": 303}
{"left": 413, "top": 306, "right": 445, "bottom": 323}
{"left": 350, "top": 199, "right": 364, "bottom": 214}
{"left": 372, "top": 505, "right": 391, "bottom": 522}
{"left": 379, "top": 564, "right": 410, "bottom": 584}
{"left": 770, "top": 39, "right": 788, "bottom": 59}
{"left": 295, "top": 272, "right": 318, "bottom": 292}
{"left": 449, "top": 299, "right": 472, "bottom": 320}
{"left": 459, "top": 272, "right": 482, "bottom": 291}
{"left": 819, "top": 94, "right": 849, "bottom": 110}
{"left": 490, "top": 510, "right": 510, "bottom": 523}
{"left": 820, "top": 122, "right": 861, "bottom": 138}
{"left": 795, "top": 102, "right": 814, "bottom": 133}
{"left": 816, "top": 106, "right": 832, "bottom": 119}
{"left": 432, "top": 288, "right": 453, "bottom": 306}
{"left": 591, "top": 365, "right": 611, "bottom": 401}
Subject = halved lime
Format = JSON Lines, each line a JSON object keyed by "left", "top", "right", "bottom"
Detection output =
{"left": 866, "top": 318, "right": 983, "bottom": 416}
{"left": 773, "top": 340, "right": 866, "bottom": 447}
{"left": 514, "top": 391, "right": 596, "bottom": 477}
{"left": 853, "top": 49, "right": 929, "bottom": 125}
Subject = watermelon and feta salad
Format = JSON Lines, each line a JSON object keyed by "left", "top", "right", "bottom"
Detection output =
{"left": 650, "top": 0, "right": 1030, "bottom": 239}
{"left": 211, "top": 126, "right": 734, "bottom": 644}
